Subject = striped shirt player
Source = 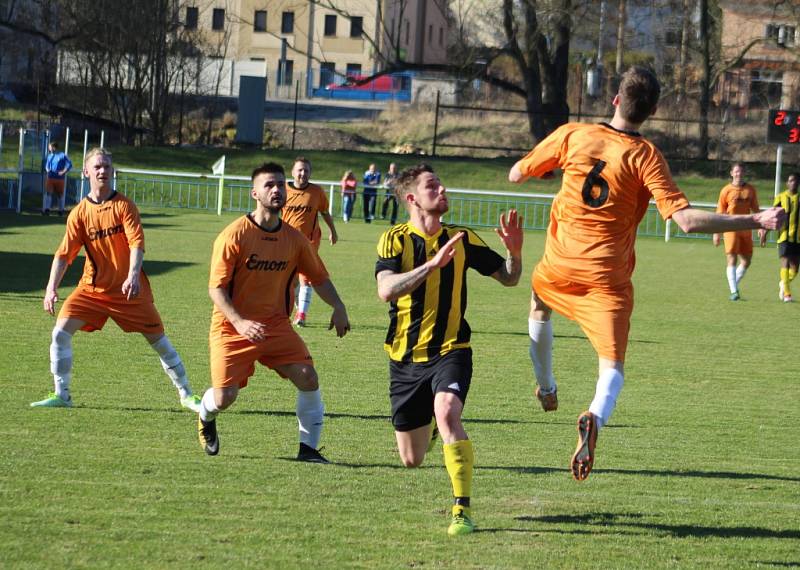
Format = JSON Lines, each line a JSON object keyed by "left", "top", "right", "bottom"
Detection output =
{"left": 375, "top": 163, "right": 523, "bottom": 537}
{"left": 774, "top": 172, "right": 800, "bottom": 302}
{"left": 32, "top": 147, "right": 201, "bottom": 412}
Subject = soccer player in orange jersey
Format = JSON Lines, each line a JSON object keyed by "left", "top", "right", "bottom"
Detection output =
{"left": 509, "top": 66, "right": 785, "bottom": 481}
{"left": 712, "top": 163, "right": 766, "bottom": 300}
{"left": 282, "top": 157, "right": 338, "bottom": 327}
{"left": 197, "top": 162, "right": 349, "bottom": 461}
{"left": 31, "top": 148, "right": 201, "bottom": 411}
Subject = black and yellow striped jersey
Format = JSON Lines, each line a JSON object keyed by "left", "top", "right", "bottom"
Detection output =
{"left": 774, "top": 190, "right": 800, "bottom": 244}
{"left": 375, "top": 223, "right": 504, "bottom": 363}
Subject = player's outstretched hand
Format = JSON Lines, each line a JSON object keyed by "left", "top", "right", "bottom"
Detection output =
{"left": 495, "top": 209, "right": 523, "bottom": 256}
{"left": 43, "top": 289, "right": 59, "bottom": 315}
{"left": 712, "top": 233, "right": 720, "bottom": 247}
{"left": 755, "top": 206, "right": 786, "bottom": 231}
{"left": 329, "top": 303, "right": 350, "bottom": 337}
{"left": 427, "top": 232, "right": 464, "bottom": 270}
{"left": 758, "top": 228, "right": 768, "bottom": 247}
{"left": 234, "top": 319, "right": 267, "bottom": 343}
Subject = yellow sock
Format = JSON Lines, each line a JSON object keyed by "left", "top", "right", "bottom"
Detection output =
{"left": 782, "top": 268, "right": 792, "bottom": 296}
{"left": 443, "top": 439, "right": 474, "bottom": 503}
{"left": 789, "top": 268, "right": 797, "bottom": 282}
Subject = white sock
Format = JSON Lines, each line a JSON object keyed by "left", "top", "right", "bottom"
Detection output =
{"left": 149, "top": 335, "right": 191, "bottom": 399}
{"left": 726, "top": 266, "right": 737, "bottom": 293}
{"left": 296, "top": 389, "right": 324, "bottom": 448}
{"left": 50, "top": 328, "right": 73, "bottom": 401}
{"left": 298, "top": 285, "right": 313, "bottom": 315}
{"left": 589, "top": 368, "right": 624, "bottom": 428}
{"left": 528, "top": 318, "right": 556, "bottom": 393}
{"left": 199, "top": 389, "right": 219, "bottom": 421}
{"left": 735, "top": 264, "right": 747, "bottom": 286}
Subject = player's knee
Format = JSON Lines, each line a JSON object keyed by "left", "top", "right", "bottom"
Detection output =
{"left": 292, "top": 367, "right": 319, "bottom": 391}
{"left": 399, "top": 451, "right": 425, "bottom": 468}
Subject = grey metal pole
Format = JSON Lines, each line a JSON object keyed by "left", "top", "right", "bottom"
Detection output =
{"left": 432, "top": 91, "right": 440, "bottom": 157}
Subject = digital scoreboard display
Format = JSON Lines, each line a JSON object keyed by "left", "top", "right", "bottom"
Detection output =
{"left": 767, "top": 109, "right": 800, "bottom": 143}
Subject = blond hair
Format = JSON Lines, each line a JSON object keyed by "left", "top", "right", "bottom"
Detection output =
{"left": 84, "top": 147, "right": 113, "bottom": 164}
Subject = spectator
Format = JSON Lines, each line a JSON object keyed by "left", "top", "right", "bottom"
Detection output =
{"left": 363, "top": 163, "right": 381, "bottom": 223}
{"left": 381, "top": 162, "right": 399, "bottom": 225}
{"left": 341, "top": 170, "right": 358, "bottom": 223}
{"left": 43, "top": 141, "right": 73, "bottom": 216}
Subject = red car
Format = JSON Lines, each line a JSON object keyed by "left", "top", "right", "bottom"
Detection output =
{"left": 326, "top": 75, "right": 396, "bottom": 91}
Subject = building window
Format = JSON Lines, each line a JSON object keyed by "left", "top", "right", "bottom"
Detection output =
{"left": 346, "top": 63, "right": 362, "bottom": 79}
{"left": 749, "top": 69, "right": 783, "bottom": 108}
{"left": 766, "top": 23, "right": 796, "bottom": 46}
{"left": 350, "top": 16, "right": 363, "bottom": 38}
{"left": 320, "top": 62, "right": 336, "bottom": 87}
{"left": 439, "top": 27, "right": 443, "bottom": 47}
{"left": 428, "top": 24, "right": 432, "bottom": 44}
{"left": 664, "top": 29, "right": 680, "bottom": 47}
{"left": 279, "top": 60, "right": 294, "bottom": 85}
{"left": 212, "top": 8, "right": 225, "bottom": 31}
{"left": 282, "top": 11, "right": 294, "bottom": 34}
{"left": 254, "top": 10, "right": 267, "bottom": 32}
{"left": 405, "top": 20, "right": 410, "bottom": 46}
{"left": 185, "top": 6, "right": 198, "bottom": 30}
{"left": 324, "top": 14, "right": 337, "bottom": 36}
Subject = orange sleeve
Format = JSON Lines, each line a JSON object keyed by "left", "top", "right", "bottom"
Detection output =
{"left": 640, "top": 148, "right": 690, "bottom": 219}
{"left": 516, "top": 124, "right": 570, "bottom": 178}
{"left": 716, "top": 187, "right": 728, "bottom": 214}
{"left": 208, "top": 229, "right": 239, "bottom": 290}
{"left": 319, "top": 187, "right": 330, "bottom": 215}
{"left": 122, "top": 200, "right": 145, "bottom": 251}
{"left": 54, "top": 209, "right": 84, "bottom": 264}
{"left": 750, "top": 185, "right": 760, "bottom": 212}
{"left": 296, "top": 235, "right": 329, "bottom": 285}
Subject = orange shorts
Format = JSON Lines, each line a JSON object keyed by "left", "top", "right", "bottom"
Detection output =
{"left": 46, "top": 178, "right": 65, "bottom": 195}
{"left": 723, "top": 230, "right": 753, "bottom": 256}
{"left": 209, "top": 320, "right": 313, "bottom": 388}
{"left": 298, "top": 239, "right": 321, "bottom": 286}
{"left": 532, "top": 263, "right": 633, "bottom": 362}
{"left": 59, "top": 288, "right": 164, "bottom": 334}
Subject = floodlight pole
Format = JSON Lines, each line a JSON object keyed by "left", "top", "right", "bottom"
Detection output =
{"left": 80, "top": 129, "right": 88, "bottom": 198}
{"left": 774, "top": 144, "right": 784, "bottom": 198}
{"left": 16, "top": 129, "right": 24, "bottom": 213}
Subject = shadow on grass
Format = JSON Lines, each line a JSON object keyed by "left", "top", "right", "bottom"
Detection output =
{"left": 341, "top": 323, "right": 659, "bottom": 344}
{"left": 481, "top": 463, "right": 800, "bottom": 482}
{"left": 516, "top": 511, "right": 800, "bottom": 540}
{"left": 0, "top": 210, "right": 180, "bottom": 232}
{"left": 0, "top": 251, "right": 195, "bottom": 294}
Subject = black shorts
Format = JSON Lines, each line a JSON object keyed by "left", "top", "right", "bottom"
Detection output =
{"left": 778, "top": 241, "right": 800, "bottom": 259}
{"left": 389, "top": 348, "right": 473, "bottom": 432}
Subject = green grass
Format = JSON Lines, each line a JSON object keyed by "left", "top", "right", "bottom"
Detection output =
{"left": 1, "top": 208, "right": 798, "bottom": 568}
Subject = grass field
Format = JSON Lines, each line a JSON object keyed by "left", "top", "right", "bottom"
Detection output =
{"left": 1, "top": 207, "right": 798, "bottom": 569}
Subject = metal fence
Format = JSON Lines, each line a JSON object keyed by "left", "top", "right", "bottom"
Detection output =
{"left": 109, "top": 169, "right": 727, "bottom": 243}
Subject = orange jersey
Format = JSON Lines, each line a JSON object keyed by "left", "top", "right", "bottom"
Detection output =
{"left": 716, "top": 183, "right": 759, "bottom": 216}
{"left": 517, "top": 122, "right": 690, "bottom": 286}
{"left": 55, "top": 192, "right": 152, "bottom": 299}
{"left": 208, "top": 216, "right": 329, "bottom": 331}
{"left": 282, "top": 182, "right": 329, "bottom": 243}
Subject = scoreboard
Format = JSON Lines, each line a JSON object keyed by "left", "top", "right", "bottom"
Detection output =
{"left": 767, "top": 109, "right": 800, "bottom": 144}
